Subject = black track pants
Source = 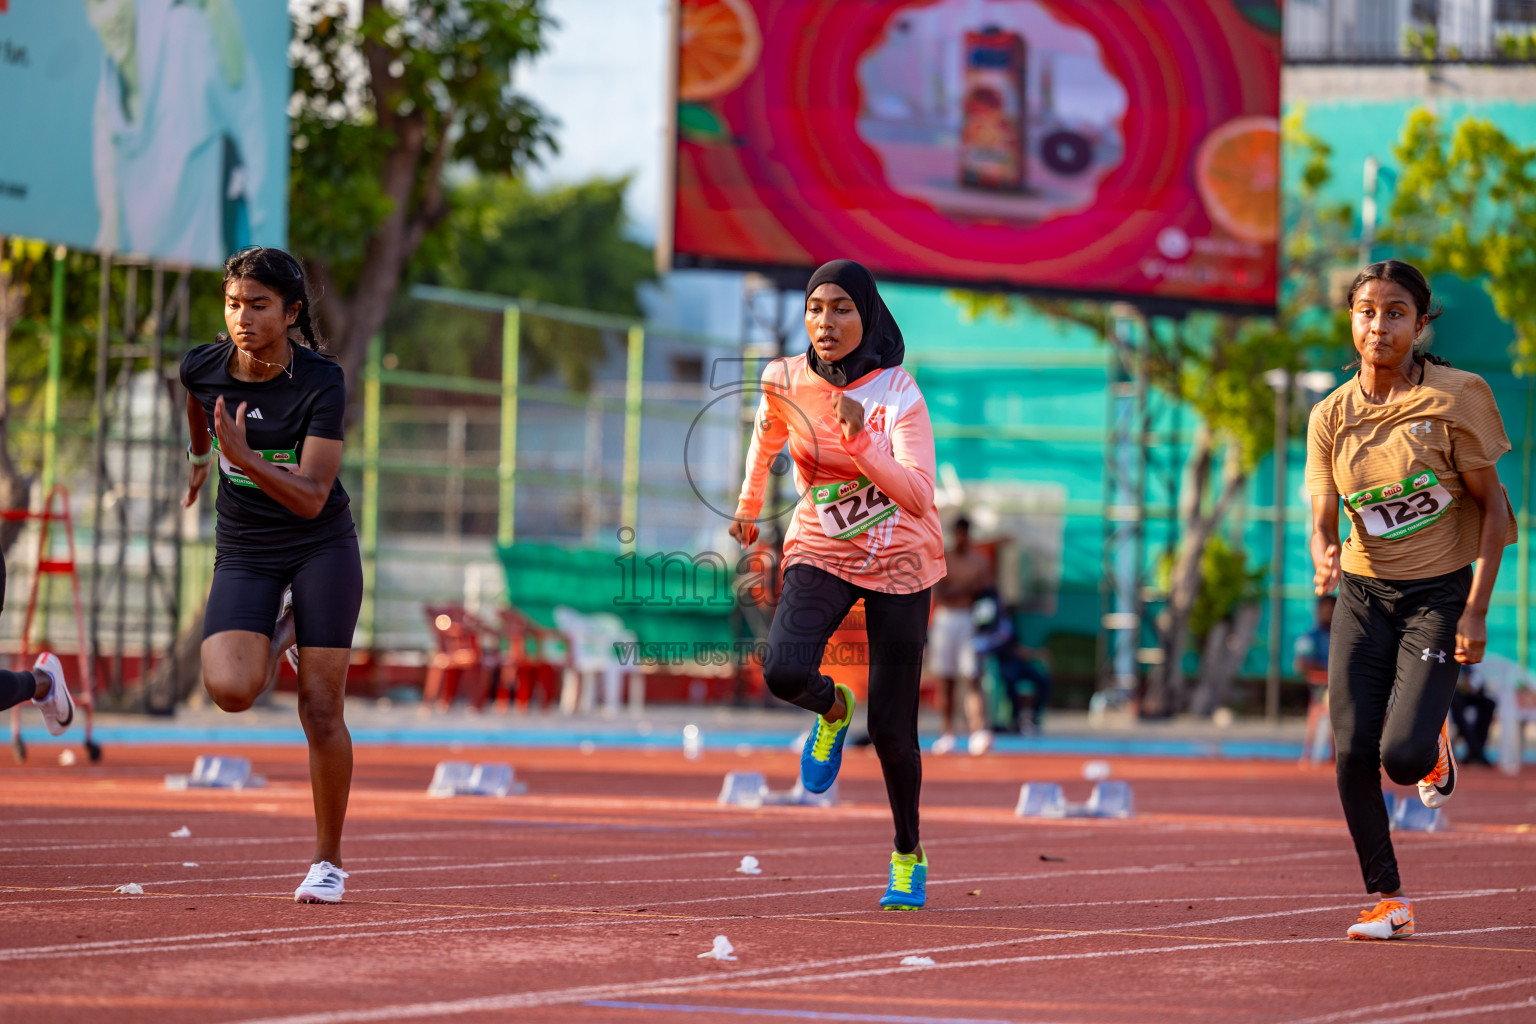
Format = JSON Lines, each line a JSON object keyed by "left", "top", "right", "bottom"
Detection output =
{"left": 0, "top": 551, "right": 31, "bottom": 711}
{"left": 762, "top": 563, "right": 931, "bottom": 854}
{"left": 1329, "top": 567, "right": 1469, "bottom": 895}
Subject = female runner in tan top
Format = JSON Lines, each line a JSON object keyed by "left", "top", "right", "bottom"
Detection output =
{"left": 1306, "top": 259, "right": 1515, "bottom": 941}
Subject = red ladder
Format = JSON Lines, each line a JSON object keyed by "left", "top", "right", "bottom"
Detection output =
{"left": 5, "top": 485, "right": 99, "bottom": 762}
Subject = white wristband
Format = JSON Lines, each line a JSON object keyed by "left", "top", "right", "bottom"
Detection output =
{"left": 187, "top": 444, "right": 214, "bottom": 466}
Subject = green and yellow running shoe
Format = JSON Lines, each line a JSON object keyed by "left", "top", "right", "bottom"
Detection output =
{"left": 880, "top": 846, "right": 928, "bottom": 910}
{"left": 799, "top": 683, "right": 855, "bottom": 794}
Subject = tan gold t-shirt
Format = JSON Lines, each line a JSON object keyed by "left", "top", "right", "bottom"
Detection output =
{"left": 1305, "top": 362, "right": 1517, "bottom": 580}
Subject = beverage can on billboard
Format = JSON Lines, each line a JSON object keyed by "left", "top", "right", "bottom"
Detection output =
{"left": 959, "top": 28, "right": 1026, "bottom": 193}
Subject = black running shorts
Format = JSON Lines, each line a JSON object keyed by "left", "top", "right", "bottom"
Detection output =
{"left": 203, "top": 533, "right": 363, "bottom": 649}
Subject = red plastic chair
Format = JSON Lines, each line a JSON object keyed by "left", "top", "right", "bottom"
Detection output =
{"left": 494, "top": 606, "right": 566, "bottom": 713}
{"left": 421, "top": 604, "right": 498, "bottom": 711}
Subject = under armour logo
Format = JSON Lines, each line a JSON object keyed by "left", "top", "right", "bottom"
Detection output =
{"left": 1422, "top": 648, "right": 1446, "bottom": 663}
{"left": 247, "top": 408, "right": 263, "bottom": 420}
{"left": 1408, "top": 421, "right": 1433, "bottom": 435}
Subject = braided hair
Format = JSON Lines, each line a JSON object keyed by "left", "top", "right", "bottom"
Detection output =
{"left": 221, "top": 246, "right": 328, "bottom": 355}
{"left": 1345, "top": 259, "right": 1450, "bottom": 367}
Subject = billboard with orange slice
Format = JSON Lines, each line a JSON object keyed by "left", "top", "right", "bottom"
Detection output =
{"left": 664, "top": 0, "right": 1281, "bottom": 310}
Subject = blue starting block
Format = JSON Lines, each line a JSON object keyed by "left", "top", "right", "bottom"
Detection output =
{"left": 165, "top": 755, "right": 265, "bottom": 791}
{"left": 427, "top": 761, "right": 524, "bottom": 798}
{"left": 1384, "top": 791, "right": 1446, "bottom": 832}
{"left": 718, "top": 771, "right": 768, "bottom": 807}
{"left": 1016, "top": 780, "right": 1133, "bottom": 819}
{"left": 764, "top": 778, "right": 837, "bottom": 808}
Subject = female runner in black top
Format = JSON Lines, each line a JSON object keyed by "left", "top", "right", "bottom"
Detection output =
{"left": 181, "top": 247, "right": 362, "bottom": 904}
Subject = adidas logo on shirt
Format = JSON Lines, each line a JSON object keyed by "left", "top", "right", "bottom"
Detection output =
{"left": 247, "top": 408, "right": 263, "bottom": 420}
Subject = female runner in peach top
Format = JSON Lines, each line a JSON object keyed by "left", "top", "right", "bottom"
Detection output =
{"left": 730, "top": 260, "right": 946, "bottom": 909}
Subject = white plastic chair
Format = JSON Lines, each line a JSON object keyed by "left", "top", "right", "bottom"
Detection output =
{"left": 553, "top": 606, "right": 641, "bottom": 716}
{"left": 1469, "top": 654, "right": 1536, "bottom": 776}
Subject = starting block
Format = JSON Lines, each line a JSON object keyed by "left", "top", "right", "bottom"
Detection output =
{"left": 1384, "top": 791, "right": 1446, "bottom": 832}
{"left": 719, "top": 771, "right": 836, "bottom": 808}
{"left": 165, "top": 755, "right": 266, "bottom": 791}
{"left": 763, "top": 778, "right": 837, "bottom": 808}
{"left": 718, "top": 771, "right": 768, "bottom": 807}
{"left": 427, "top": 761, "right": 525, "bottom": 798}
{"left": 1015, "top": 782, "right": 1066, "bottom": 818}
{"left": 1015, "top": 780, "right": 1133, "bottom": 819}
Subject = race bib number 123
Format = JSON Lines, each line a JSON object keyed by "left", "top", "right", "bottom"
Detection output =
{"left": 1349, "top": 469, "right": 1454, "bottom": 540}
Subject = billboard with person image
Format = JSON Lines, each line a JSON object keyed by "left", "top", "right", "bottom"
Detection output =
{"left": 0, "top": 0, "right": 289, "bottom": 267}
{"left": 665, "top": 0, "right": 1281, "bottom": 310}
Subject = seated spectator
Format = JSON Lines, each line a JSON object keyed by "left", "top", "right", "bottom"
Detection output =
{"left": 972, "top": 590, "right": 1053, "bottom": 735}
{"left": 1451, "top": 664, "right": 1498, "bottom": 766}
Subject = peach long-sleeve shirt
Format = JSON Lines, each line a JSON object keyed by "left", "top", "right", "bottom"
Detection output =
{"left": 735, "top": 354, "right": 946, "bottom": 594}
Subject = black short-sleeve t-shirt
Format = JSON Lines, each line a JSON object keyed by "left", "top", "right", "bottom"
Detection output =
{"left": 180, "top": 340, "right": 354, "bottom": 552}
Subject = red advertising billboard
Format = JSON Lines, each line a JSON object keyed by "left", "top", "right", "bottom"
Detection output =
{"left": 666, "top": 0, "right": 1282, "bottom": 310}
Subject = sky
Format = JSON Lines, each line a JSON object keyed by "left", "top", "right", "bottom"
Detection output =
{"left": 516, "top": 0, "right": 671, "bottom": 242}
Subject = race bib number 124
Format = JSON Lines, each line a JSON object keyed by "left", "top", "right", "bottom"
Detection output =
{"left": 1349, "top": 469, "right": 1454, "bottom": 540}
{"left": 813, "top": 475, "right": 898, "bottom": 540}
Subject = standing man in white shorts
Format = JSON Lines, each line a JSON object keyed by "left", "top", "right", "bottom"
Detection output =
{"left": 930, "top": 517, "right": 992, "bottom": 754}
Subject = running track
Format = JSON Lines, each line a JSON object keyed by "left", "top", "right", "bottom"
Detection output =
{"left": 3, "top": 743, "right": 1534, "bottom": 1023}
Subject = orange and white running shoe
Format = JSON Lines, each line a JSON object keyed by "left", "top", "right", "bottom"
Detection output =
{"left": 1347, "top": 898, "right": 1414, "bottom": 940}
{"left": 1418, "top": 717, "right": 1457, "bottom": 809}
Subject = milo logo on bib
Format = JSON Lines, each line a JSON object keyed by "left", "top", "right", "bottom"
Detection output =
{"left": 813, "top": 474, "right": 898, "bottom": 540}
{"left": 210, "top": 434, "right": 299, "bottom": 488}
{"left": 1350, "top": 469, "right": 1453, "bottom": 540}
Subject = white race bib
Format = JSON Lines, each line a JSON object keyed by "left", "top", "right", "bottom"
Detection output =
{"left": 812, "top": 475, "right": 898, "bottom": 540}
{"left": 1348, "top": 469, "right": 1454, "bottom": 540}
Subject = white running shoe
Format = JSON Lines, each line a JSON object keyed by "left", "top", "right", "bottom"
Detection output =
{"left": 294, "top": 861, "right": 349, "bottom": 904}
{"left": 1346, "top": 897, "right": 1414, "bottom": 940}
{"left": 931, "top": 733, "right": 956, "bottom": 755}
{"left": 967, "top": 729, "right": 994, "bottom": 756}
{"left": 1417, "top": 718, "right": 1456, "bottom": 809}
{"left": 30, "top": 653, "right": 73, "bottom": 737}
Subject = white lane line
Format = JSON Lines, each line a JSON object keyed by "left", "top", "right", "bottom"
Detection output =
{"left": 3, "top": 880, "right": 1521, "bottom": 968}
{"left": 1285, "top": 978, "right": 1536, "bottom": 1024}
{"left": 0, "top": 854, "right": 464, "bottom": 871}
{"left": 1370, "top": 999, "right": 1536, "bottom": 1024}
{"left": 708, "top": 923, "right": 1536, "bottom": 995}
{"left": 1, "top": 829, "right": 1062, "bottom": 896}
{"left": 206, "top": 921, "right": 1536, "bottom": 1024}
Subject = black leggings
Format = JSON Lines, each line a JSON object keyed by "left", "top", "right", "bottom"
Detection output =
{"left": 1329, "top": 567, "right": 1469, "bottom": 895}
{"left": 762, "top": 563, "right": 931, "bottom": 853}
{"left": 0, "top": 550, "right": 37, "bottom": 712}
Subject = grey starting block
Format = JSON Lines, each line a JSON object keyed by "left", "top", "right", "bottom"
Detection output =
{"left": 1016, "top": 780, "right": 1133, "bottom": 819}
{"left": 427, "top": 761, "right": 525, "bottom": 798}
{"left": 763, "top": 778, "right": 838, "bottom": 807}
{"left": 165, "top": 755, "right": 266, "bottom": 791}
{"left": 1015, "top": 782, "right": 1066, "bottom": 818}
{"left": 1384, "top": 791, "right": 1446, "bottom": 832}
{"left": 1085, "top": 780, "right": 1134, "bottom": 818}
{"left": 718, "top": 771, "right": 768, "bottom": 807}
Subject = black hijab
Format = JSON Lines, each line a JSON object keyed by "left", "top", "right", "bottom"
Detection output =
{"left": 804, "top": 259, "right": 905, "bottom": 387}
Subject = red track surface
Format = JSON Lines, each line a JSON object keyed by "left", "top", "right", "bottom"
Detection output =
{"left": 3, "top": 742, "right": 1535, "bottom": 1023}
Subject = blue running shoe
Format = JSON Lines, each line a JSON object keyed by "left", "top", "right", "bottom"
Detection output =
{"left": 880, "top": 847, "right": 927, "bottom": 910}
{"left": 799, "top": 683, "right": 855, "bottom": 794}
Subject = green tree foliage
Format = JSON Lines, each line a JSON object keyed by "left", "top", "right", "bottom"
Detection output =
{"left": 0, "top": 242, "right": 226, "bottom": 548}
{"left": 389, "top": 175, "right": 657, "bottom": 388}
{"left": 289, "top": 0, "right": 555, "bottom": 383}
{"left": 1385, "top": 109, "right": 1536, "bottom": 372}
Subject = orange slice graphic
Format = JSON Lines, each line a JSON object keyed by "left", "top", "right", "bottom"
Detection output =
{"left": 678, "top": 0, "right": 762, "bottom": 101}
{"left": 1195, "top": 117, "right": 1280, "bottom": 244}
